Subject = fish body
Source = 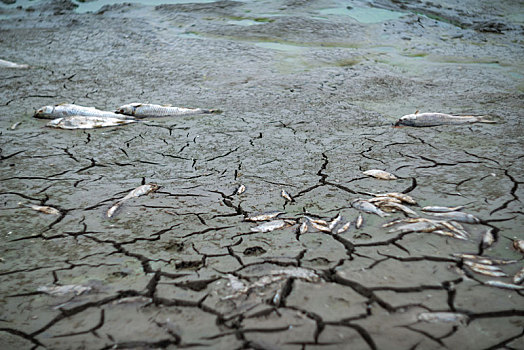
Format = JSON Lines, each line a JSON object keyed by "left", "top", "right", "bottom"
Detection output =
{"left": 421, "top": 206, "right": 465, "bottom": 213}
{"left": 10, "top": 121, "right": 22, "bottom": 130}
{"left": 245, "top": 211, "right": 284, "bottom": 222}
{"left": 513, "top": 240, "right": 524, "bottom": 254}
{"left": 107, "top": 183, "right": 159, "bottom": 218}
{"left": 0, "top": 58, "right": 29, "bottom": 69}
{"left": 378, "top": 202, "right": 417, "bottom": 217}
{"left": 235, "top": 184, "right": 246, "bottom": 195}
{"left": 417, "top": 312, "right": 469, "bottom": 324}
{"left": 250, "top": 220, "right": 288, "bottom": 233}
{"left": 432, "top": 230, "right": 468, "bottom": 240}
{"left": 355, "top": 214, "right": 363, "bottom": 229}
{"left": 28, "top": 204, "right": 60, "bottom": 215}
{"left": 452, "top": 254, "right": 518, "bottom": 265}
{"left": 281, "top": 189, "right": 294, "bottom": 202}
{"left": 37, "top": 284, "right": 91, "bottom": 296}
{"left": 363, "top": 169, "right": 397, "bottom": 180}
{"left": 483, "top": 280, "right": 524, "bottom": 290}
{"left": 328, "top": 213, "right": 343, "bottom": 231}
{"left": 464, "top": 261, "right": 506, "bottom": 277}
{"left": 513, "top": 267, "right": 524, "bottom": 285}
{"left": 34, "top": 104, "right": 134, "bottom": 120}
{"left": 368, "top": 196, "right": 402, "bottom": 204}
{"left": 47, "top": 116, "right": 137, "bottom": 130}
{"left": 388, "top": 221, "right": 437, "bottom": 234}
{"left": 352, "top": 200, "right": 389, "bottom": 217}
{"left": 481, "top": 228, "right": 495, "bottom": 249}
{"left": 270, "top": 268, "right": 319, "bottom": 282}
{"left": 382, "top": 192, "right": 417, "bottom": 205}
{"left": 337, "top": 221, "right": 352, "bottom": 234}
{"left": 310, "top": 221, "right": 331, "bottom": 233}
{"left": 395, "top": 113, "right": 495, "bottom": 127}
{"left": 428, "top": 211, "right": 481, "bottom": 224}
{"left": 298, "top": 221, "right": 308, "bottom": 234}
{"left": 115, "top": 103, "right": 219, "bottom": 118}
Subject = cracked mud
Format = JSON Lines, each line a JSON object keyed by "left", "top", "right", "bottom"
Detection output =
{"left": 1, "top": 0, "right": 523, "bottom": 349}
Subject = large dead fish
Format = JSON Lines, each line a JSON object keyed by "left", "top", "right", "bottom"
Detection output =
{"left": 0, "top": 58, "right": 29, "bottom": 69}
{"left": 363, "top": 169, "right": 397, "bottom": 180}
{"left": 250, "top": 219, "right": 292, "bottom": 233}
{"left": 21, "top": 203, "right": 60, "bottom": 215}
{"left": 107, "top": 183, "right": 159, "bottom": 218}
{"left": 428, "top": 211, "right": 481, "bottom": 224}
{"left": 34, "top": 103, "right": 134, "bottom": 120}
{"left": 395, "top": 112, "right": 496, "bottom": 127}
{"left": 245, "top": 211, "right": 284, "bottom": 222}
{"left": 115, "top": 103, "right": 220, "bottom": 118}
{"left": 352, "top": 199, "right": 389, "bottom": 217}
{"left": 47, "top": 116, "right": 137, "bottom": 130}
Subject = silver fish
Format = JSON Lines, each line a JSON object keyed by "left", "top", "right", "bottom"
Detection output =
{"left": 483, "top": 280, "right": 524, "bottom": 290}
{"left": 115, "top": 103, "right": 220, "bottom": 118}
{"left": 368, "top": 196, "right": 402, "bottom": 204}
{"left": 513, "top": 267, "right": 524, "bottom": 285}
{"left": 395, "top": 112, "right": 496, "bottom": 127}
{"left": 363, "top": 169, "right": 397, "bottom": 180}
{"left": 10, "top": 121, "right": 22, "bottom": 130}
{"left": 388, "top": 221, "right": 438, "bottom": 234}
{"left": 355, "top": 213, "right": 363, "bottom": 229}
{"left": 310, "top": 221, "right": 332, "bottom": 233}
{"left": 352, "top": 200, "right": 389, "bottom": 217}
{"left": 452, "top": 254, "right": 518, "bottom": 265}
{"left": 107, "top": 183, "right": 159, "bottom": 218}
{"left": 298, "top": 220, "right": 308, "bottom": 234}
{"left": 464, "top": 261, "right": 506, "bottom": 277}
{"left": 305, "top": 217, "right": 329, "bottom": 226}
{"left": 432, "top": 230, "right": 468, "bottom": 240}
{"left": 34, "top": 104, "right": 134, "bottom": 120}
{"left": 26, "top": 204, "right": 60, "bottom": 215}
{"left": 382, "top": 192, "right": 417, "bottom": 205}
{"left": 417, "top": 312, "right": 469, "bottom": 324}
{"left": 328, "top": 213, "right": 343, "bottom": 231}
{"left": 481, "top": 228, "right": 495, "bottom": 249}
{"left": 337, "top": 221, "right": 352, "bottom": 234}
{"left": 421, "top": 206, "right": 465, "bottom": 213}
{"left": 0, "top": 58, "right": 29, "bottom": 69}
{"left": 281, "top": 189, "right": 294, "bottom": 202}
{"left": 377, "top": 202, "right": 417, "bottom": 217}
{"left": 47, "top": 116, "right": 137, "bottom": 130}
{"left": 245, "top": 211, "right": 284, "bottom": 222}
{"left": 250, "top": 219, "right": 289, "bottom": 233}
{"left": 234, "top": 184, "right": 246, "bottom": 195}
{"left": 428, "top": 211, "right": 481, "bottom": 224}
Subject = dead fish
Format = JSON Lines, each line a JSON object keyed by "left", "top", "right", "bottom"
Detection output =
{"left": 355, "top": 213, "right": 363, "bottom": 229}
{"left": 421, "top": 206, "right": 465, "bottom": 213}
{"left": 382, "top": 217, "right": 429, "bottom": 228}
{"left": 352, "top": 200, "right": 389, "bottom": 217}
{"left": 270, "top": 267, "right": 319, "bottom": 282}
{"left": 452, "top": 254, "right": 518, "bottom": 265}
{"left": 22, "top": 203, "right": 60, "bottom": 215}
{"left": 310, "top": 221, "right": 332, "bottom": 233}
{"left": 368, "top": 196, "right": 402, "bottom": 204}
{"left": 417, "top": 312, "right": 469, "bottom": 324}
{"left": 34, "top": 103, "right": 134, "bottom": 120}
{"left": 0, "top": 58, "right": 29, "bottom": 69}
{"left": 395, "top": 112, "right": 496, "bottom": 127}
{"left": 428, "top": 211, "right": 481, "bottom": 224}
{"left": 363, "top": 169, "right": 397, "bottom": 180}
{"left": 107, "top": 183, "right": 159, "bottom": 218}
{"left": 10, "top": 121, "right": 22, "bottom": 130}
{"left": 483, "top": 280, "right": 524, "bottom": 290}
{"left": 245, "top": 211, "right": 284, "bottom": 222}
{"left": 234, "top": 184, "right": 246, "bottom": 195}
{"left": 298, "top": 220, "right": 308, "bottom": 234}
{"left": 328, "top": 213, "right": 343, "bottom": 231}
{"left": 464, "top": 261, "right": 506, "bottom": 277}
{"left": 388, "top": 220, "right": 438, "bottom": 234}
{"left": 513, "top": 267, "right": 524, "bottom": 285}
{"left": 377, "top": 202, "right": 417, "bottom": 217}
{"left": 47, "top": 116, "right": 138, "bottom": 130}
{"left": 337, "top": 221, "right": 352, "bottom": 234}
{"left": 250, "top": 220, "right": 289, "bottom": 233}
{"left": 115, "top": 103, "right": 220, "bottom": 118}
{"left": 513, "top": 240, "right": 524, "bottom": 254}
{"left": 37, "top": 284, "right": 91, "bottom": 296}
{"left": 432, "top": 230, "right": 468, "bottom": 240}
{"left": 281, "top": 189, "right": 294, "bottom": 202}
{"left": 481, "top": 228, "right": 495, "bottom": 249}
{"left": 382, "top": 192, "right": 417, "bottom": 205}
{"left": 306, "top": 217, "right": 329, "bottom": 226}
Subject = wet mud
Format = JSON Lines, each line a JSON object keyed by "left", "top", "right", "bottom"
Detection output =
{"left": 0, "top": 0, "right": 523, "bottom": 349}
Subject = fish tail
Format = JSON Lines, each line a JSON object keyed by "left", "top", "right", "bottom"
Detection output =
{"left": 204, "top": 109, "right": 223, "bottom": 114}
{"left": 476, "top": 116, "right": 497, "bottom": 124}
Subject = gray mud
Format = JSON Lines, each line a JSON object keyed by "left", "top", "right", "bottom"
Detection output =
{"left": 1, "top": 0, "right": 523, "bottom": 349}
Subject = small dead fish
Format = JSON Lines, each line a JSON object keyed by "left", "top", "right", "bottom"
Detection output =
{"left": 377, "top": 202, "right": 417, "bottom": 217}
{"left": 421, "top": 206, "right": 465, "bottom": 213}
{"left": 34, "top": 103, "right": 134, "bottom": 120}
{"left": 47, "top": 116, "right": 137, "bottom": 130}
{"left": 464, "top": 261, "right": 506, "bottom": 277}
{"left": 107, "top": 183, "right": 159, "bottom": 218}
{"left": 328, "top": 213, "right": 343, "bottom": 231}
{"left": 10, "top": 121, "right": 22, "bottom": 130}
{"left": 305, "top": 217, "right": 329, "bottom": 226}
{"left": 298, "top": 220, "right": 308, "bottom": 234}
{"left": 310, "top": 221, "right": 332, "bottom": 233}
{"left": 250, "top": 220, "right": 289, "bottom": 233}
{"left": 37, "top": 284, "right": 91, "bottom": 296}
{"left": 432, "top": 230, "right": 468, "bottom": 240}
{"left": 352, "top": 200, "right": 389, "bottom": 217}
{"left": 382, "top": 217, "right": 429, "bottom": 228}
{"left": 115, "top": 103, "right": 220, "bottom": 118}
{"left": 513, "top": 267, "right": 524, "bottom": 285}
{"left": 452, "top": 254, "right": 518, "bottom": 265}
{"left": 417, "top": 312, "right": 469, "bottom": 324}
{"left": 395, "top": 112, "right": 496, "bottom": 127}
{"left": 481, "top": 228, "right": 495, "bottom": 249}
{"left": 0, "top": 58, "right": 29, "bottom": 69}
{"left": 245, "top": 211, "right": 284, "bottom": 222}
{"left": 388, "top": 221, "right": 438, "bottom": 234}
{"left": 25, "top": 204, "right": 60, "bottom": 215}
{"left": 234, "top": 184, "right": 246, "bottom": 195}
{"left": 483, "top": 280, "right": 524, "bottom": 290}
{"left": 363, "top": 169, "right": 397, "bottom": 180}
{"left": 368, "top": 196, "right": 402, "bottom": 204}
{"left": 355, "top": 213, "right": 363, "bottom": 229}
{"left": 381, "top": 192, "right": 417, "bottom": 205}
{"left": 281, "top": 189, "right": 294, "bottom": 202}
{"left": 337, "top": 221, "right": 352, "bottom": 234}
{"left": 513, "top": 240, "right": 524, "bottom": 254}
{"left": 428, "top": 211, "right": 481, "bottom": 224}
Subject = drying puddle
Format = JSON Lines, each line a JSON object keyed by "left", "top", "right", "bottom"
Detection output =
{"left": 318, "top": 5, "right": 406, "bottom": 23}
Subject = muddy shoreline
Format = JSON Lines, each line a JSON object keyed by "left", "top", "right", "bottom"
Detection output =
{"left": 1, "top": 0, "right": 523, "bottom": 348}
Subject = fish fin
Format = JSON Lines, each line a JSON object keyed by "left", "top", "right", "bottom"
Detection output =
{"left": 476, "top": 116, "right": 497, "bottom": 124}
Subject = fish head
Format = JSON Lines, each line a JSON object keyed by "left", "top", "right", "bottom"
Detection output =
{"left": 115, "top": 103, "right": 140, "bottom": 116}
{"left": 34, "top": 105, "right": 54, "bottom": 118}
{"left": 394, "top": 114, "right": 416, "bottom": 126}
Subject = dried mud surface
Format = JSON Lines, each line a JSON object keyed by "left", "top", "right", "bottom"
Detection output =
{"left": 1, "top": 0, "right": 523, "bottom": 349}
